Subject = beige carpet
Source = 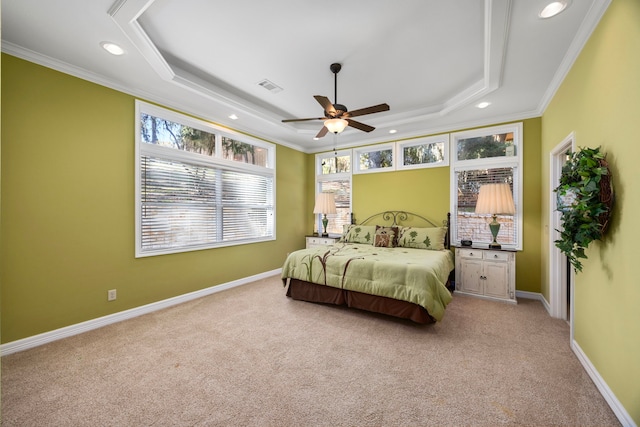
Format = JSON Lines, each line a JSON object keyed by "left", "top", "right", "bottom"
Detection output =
{"left": 2, "top": 275, "right": 620, "bottom": 426}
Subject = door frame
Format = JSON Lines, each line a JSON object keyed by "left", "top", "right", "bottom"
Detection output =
{"left": 549, "top": 133, "right": 575, "bottom": 332}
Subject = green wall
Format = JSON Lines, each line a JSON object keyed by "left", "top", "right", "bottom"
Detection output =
{"left": 352, "top": 167, "right": 450, "bottom": 222}
{"left": 0, "top": 54, "right": 307, "bottom": 343}
{"left": 311, "top": 118, "right": 542, "bottom": 293}
{"left": 540, "top": 0, "right": 639, "bottom": 421}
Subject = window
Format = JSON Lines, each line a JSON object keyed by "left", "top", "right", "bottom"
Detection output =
{"left": 353, "top": 144, "right": 394, "bottom": 174}
{"left": 221, "top": 136, "right": 269, "bottom": 166}
{"left": 315, "top": 150, "right": 352, "bottom": 235}
{"left": 397, "top": 134, "right": 449, "bottom": 170}
{"left": 450, "top": 123, "right": 523, "bottom": 250}
{"left": 135, "top": 101, "right": 275, "bottom": 257}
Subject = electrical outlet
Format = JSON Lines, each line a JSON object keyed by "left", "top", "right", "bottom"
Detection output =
{"left": 107, "top": 289, "right": 117, "bottom": 301}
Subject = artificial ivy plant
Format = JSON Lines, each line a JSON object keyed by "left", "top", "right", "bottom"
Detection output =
{"left": 554, "top": 146, "right": 613, "bottom": 272}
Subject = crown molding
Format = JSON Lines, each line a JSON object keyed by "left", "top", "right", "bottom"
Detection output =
{"left": 108, "top": 0, "right": 511, "bottom": 135}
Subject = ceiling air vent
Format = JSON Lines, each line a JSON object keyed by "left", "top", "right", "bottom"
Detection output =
{"left": 257, "top": 79, "right": 283, "bottom": 93}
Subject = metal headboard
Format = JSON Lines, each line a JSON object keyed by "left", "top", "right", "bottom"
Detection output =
{"left": 351, "top": 211, "right": 451, "bottom": 249}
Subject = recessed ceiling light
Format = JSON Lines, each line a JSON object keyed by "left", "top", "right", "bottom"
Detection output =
{"left": 229, "top": 114, "right": 238, "bottom": 120}
{"left": 477, "top": 101, "right": 491, "bottom": 109}
{"left": 539, "top": 1, "right": 569, "bottom": 19}
{"left": 389, "top": 129, "right": 397, "bottom": 134}
{"left": 100, "top": 42, "right": 125, "bottom": 56}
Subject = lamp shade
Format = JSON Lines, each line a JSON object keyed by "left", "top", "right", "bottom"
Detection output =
{"left": 313, "top": 192, "right": 337, "bottom": 214}
{"left": 324, "top": 118, "right": 348, "bottom": 134}
{"left": 475, "top": 183, "right": 515, "bottom": 215}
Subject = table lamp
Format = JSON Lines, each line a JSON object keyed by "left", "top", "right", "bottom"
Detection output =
{"left": 475, "top": 183, "right": 515, "bottom": 249}
{"left": 313, "top": 192, "right": 337, "bottom": 237}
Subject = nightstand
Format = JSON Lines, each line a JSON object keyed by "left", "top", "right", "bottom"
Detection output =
{"left": 454, "top": 246, "right": 517, "bottom": 304}
{"left": 305, "top": 235, "right": 339, "bottom": 249}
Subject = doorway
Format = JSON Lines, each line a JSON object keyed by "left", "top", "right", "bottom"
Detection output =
{"left": 549, "top": 134, "right": 575, "bottom": 329}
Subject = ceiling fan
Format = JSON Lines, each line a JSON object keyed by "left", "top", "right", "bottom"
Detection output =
{"left": 282, "top": 63, "right": 390, "bottom": 139}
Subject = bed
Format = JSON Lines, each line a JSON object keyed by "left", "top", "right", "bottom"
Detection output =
{"left": 281, "top": 211, "right": 454, "bottom": 323}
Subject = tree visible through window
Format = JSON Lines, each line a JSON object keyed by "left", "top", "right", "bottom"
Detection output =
{"left": 403, "top": 144, "right": 443, "bottom": 165}
{"left": 222, "top": 136, "right": 268, "bottom": 166}
{"left": 140, "top": 113, "right": 217, "bottom": 156}
{"left": 397, "top": 135, "right": 449, "bottom": 170}
{"left": 354, "top": 144, "right": 394, "bottom": 173}
{"left": 360, "top": 149, "right": 392, "bottom": 170}
{"left": 457, "top": 132, "right": 516, "bottom": 160}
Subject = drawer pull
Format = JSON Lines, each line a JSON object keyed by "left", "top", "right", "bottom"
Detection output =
{"left": 494, "top": 254, "right": 498, "bottom": 258}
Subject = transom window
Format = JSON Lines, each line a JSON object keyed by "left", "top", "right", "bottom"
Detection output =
{"left": 353, "top": 144, "right": 394, "bottom": 174}
{"left": 135, "top": 101, "right": 275, "bottom": 257}
{"left": 397, "top": 134, "right": 450, "bottom": 170}
{"left": 350, "top": 136, "right": 450, "bottom": 174}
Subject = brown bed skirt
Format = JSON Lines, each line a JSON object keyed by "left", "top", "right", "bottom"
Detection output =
{"left": 285, "top": 279, "right": 435, "bottom": 324}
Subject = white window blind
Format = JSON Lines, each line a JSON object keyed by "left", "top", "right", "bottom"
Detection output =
{"left": 220, "top": 170, "right": 274, "bottom": 241}
{"left": 454, "top": 167, "right": 518, "bottom": 246}
{"left": 140, "top": 156, "right": 218, "bottom": 251}
{"left": 319, "top": 179, "right": 351, "bottom": 234}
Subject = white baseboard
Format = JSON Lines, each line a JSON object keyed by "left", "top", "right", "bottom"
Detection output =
{"left": 515, "top": 290, "right": 552, "bottom": 314}
{"left": 1, "top": 269, "right": 282, "bottom": 356}
{"left": 572, "top": 340, "right": 636, "bottom": 427}
{"left": 518, "top": 291, "right": 634, "bottom": 425}
{"left": 514, "top": 290, "right": 633, "bottom": 425}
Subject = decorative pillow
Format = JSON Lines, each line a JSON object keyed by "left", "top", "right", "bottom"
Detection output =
{"left": 340, "top": 225, "right": 376, "bottom": 245}
{"left": 374, "top": 226, "right": 400, "bottom": 248}
{"left": 397, "top": 227, "right": 447, "bottom": 250}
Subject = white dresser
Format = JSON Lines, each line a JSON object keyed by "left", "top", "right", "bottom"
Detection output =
{"left": 455, "top": 247, "right": 516, "bottom": 304}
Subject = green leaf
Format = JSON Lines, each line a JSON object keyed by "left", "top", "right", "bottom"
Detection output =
{"left": 553, "top": 146, "right": 611, "bottom": 274}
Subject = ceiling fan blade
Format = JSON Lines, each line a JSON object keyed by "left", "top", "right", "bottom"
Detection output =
{"left": 347, "top": 119, "right": 375, "bottom": 133}
{"left": 315, "top": 126, "right": 329, "bottom": 138}
{"left": 345, "top": 103, "right": 390, "bottom": 118}
{"left": 314, "top": 95, "right": 337, "bottom": 117}
{"left": 282, "top": 117, "right": 324, "bottom": 123}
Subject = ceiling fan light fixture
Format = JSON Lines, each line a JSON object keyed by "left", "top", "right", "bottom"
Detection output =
{"left": 324, "top": 118, "right": 348, "bottom": 134}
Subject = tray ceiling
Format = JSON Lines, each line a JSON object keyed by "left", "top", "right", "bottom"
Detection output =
{"left": 2, "top": 0, "right": 610, "bottom": 152}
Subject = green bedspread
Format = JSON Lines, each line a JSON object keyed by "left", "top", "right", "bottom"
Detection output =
{"left": 281, "top": 243, "right": 454, "bottom": 321}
